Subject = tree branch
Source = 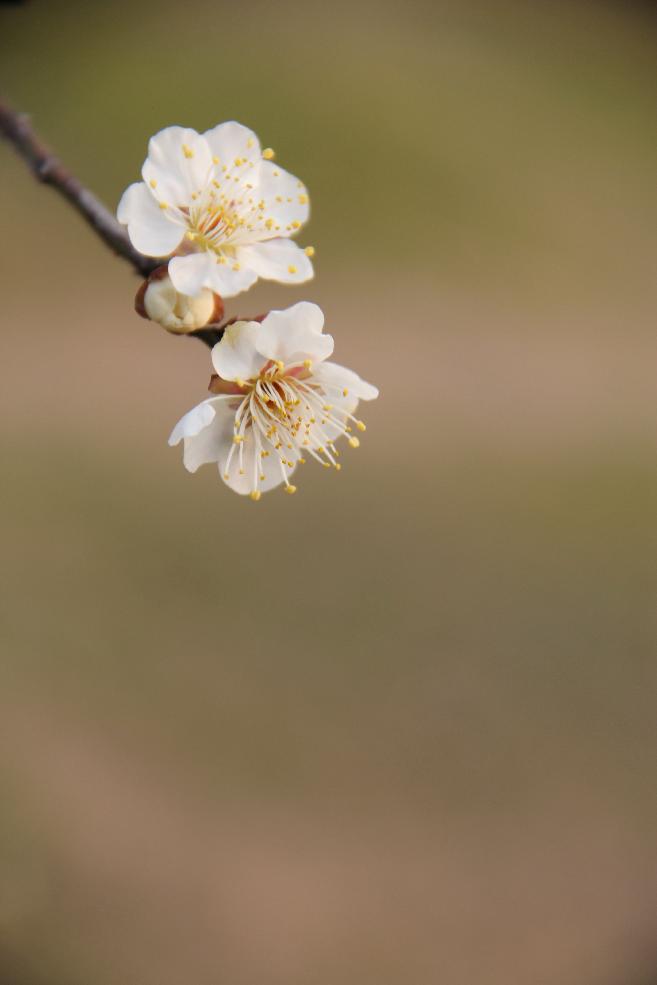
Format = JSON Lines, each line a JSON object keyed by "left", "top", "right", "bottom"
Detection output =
{"left": 0, "top": 97, "right": 223, "bottom": 347}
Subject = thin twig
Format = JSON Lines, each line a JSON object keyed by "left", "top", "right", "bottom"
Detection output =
{"left": 0, "top": 97, "right": 223, "bottom": 347}
{"left": 0, "top": 97, "right": 156, "bottom": 276}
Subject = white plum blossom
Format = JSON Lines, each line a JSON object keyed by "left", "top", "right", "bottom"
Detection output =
{"left": 117, "top": 123, "right": 314, "bottom": 299}
{"left": 168, "top": 302, "right": 378, "bottom": 500}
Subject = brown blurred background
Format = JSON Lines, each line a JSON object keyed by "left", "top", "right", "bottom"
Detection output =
{"left": 1, "top": 1, "right": 657, "bottom": 983}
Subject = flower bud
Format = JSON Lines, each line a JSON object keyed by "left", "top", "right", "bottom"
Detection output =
{"left": 135, "top": 267, "right": 224, "bottom": 333}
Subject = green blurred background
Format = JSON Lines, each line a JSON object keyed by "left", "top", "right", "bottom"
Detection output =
{"left": 1, "top": 1, "right": 657, "bottom": 983}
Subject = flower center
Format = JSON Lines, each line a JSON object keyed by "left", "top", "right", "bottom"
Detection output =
{"left": 222, "top": 362, "right": 367, "bottom": 500}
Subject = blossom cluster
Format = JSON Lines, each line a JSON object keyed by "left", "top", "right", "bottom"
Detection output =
{"left": 118, "top": 122, "right": 377, "bottom": 500}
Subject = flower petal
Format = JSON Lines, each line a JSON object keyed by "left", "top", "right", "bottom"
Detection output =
{"left": 313, "top": 361, "right": 379, "bottom": 401}
{"left": 168, "top": 253, "right": 216, "bottom": 296}
{"left": 203, "top": 122, "right": 261, "bottom": 171}
{"left": 142, "top": 126, "right": 213, "bottom": 205}
{"left": 117, "top": 182, "right": 185, "bottom": 257}
{"left": 251, "top": 160, "right": 310, "bottom": 235}
{"left": 212, "top": 321, "right": 269, "bottom": 382}
{"left": 168, "top": 396, "right": 235, "bottom": 473}
{"left": 256, "top": 302, "right": 333, "bottom": 365}
{"left": 236, "top": 239, "right": 313, "bottom": 285}
{"left": 205, "top": 260, "right": 259, "bottom": 298}
{"left": 220, "top": 429, "right": 296, "bottom": 496}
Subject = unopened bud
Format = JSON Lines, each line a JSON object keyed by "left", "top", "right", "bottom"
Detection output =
{"left": 135, "top": 267, "right": 223, "bottom": 333}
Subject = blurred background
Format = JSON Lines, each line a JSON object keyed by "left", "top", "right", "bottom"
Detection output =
{"left": 1, "top": 1, "right": 657, "bottom": 982}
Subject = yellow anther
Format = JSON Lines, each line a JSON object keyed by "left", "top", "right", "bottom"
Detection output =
{"left": 343, "top": 388, "right": 349, "bottom": 397}
{"left": 232, "top": 263, "right": 241, "bottom": 271}
{"left": 285, "top": 484, "right": 297, "bottom": 494}
{"left": 276, "top": 195, "right": 283, "bottom": 203}
{"left": 304, "top": 246, "right": 315, "bottom": 257}
{"left": 323, "top": 404, "right": 333, "bottom": 411}
{"left": 334, "top": 463, "right": 342, "bottom": 471}
{"left": 250, "top": 490, "right": 261, "bottom": 501}
{"left": 212, "top": 179, "right": 221, "bottom": 188}
{"left": 236, "top": 378, "right": 246, "bottom": 388}
{"left": 265, "top": 218, "right": 275, "bottom": 230}
{"left": 247, "top": 137, "right": 255, "bottom": 149}
{"left": 348, "top": 436, "right": 360, "bottom": 448}
{"left": 213, "top": 156, "right": 220, "bottom": 164}
{"left": 298, "top": 194, "right": 308, "bottom": 205}
{"left": 299, "top": 458, "right": 306, "bottom": 465}
{"left": 288, "top": 265, "right": 298, "bottom": 275}
{"left": 159, "top": 201, "right": 169, "bottom": 210}
{"left": 260, "top": 474, "right": 265, "bottom": 481}
{"left": 322, "top": 462, "right": 331, "bottom": 468}
{"left": 275, "top": 360, "right": 285, "bottom": 371}
{"left": 303, "top": 359, "right": 312, "bottom": 369}
{"left": 239, "top": 469, "right": 245, "bottom": 475}
{"left": 262, "top": 147, "right": 275, "bottom": 160}
{"left": 186, "top": 231, "right": 196, "bottom": 241}
{"left": 273, "top": 170, "right": 280, "bottom": 177}
{"left": 291, "top": 220, "right": 301, "bottom": 229}
{"left": 233, "top": 435, "right": 244, "bottom": 444}
{"left": 149, "top": 178, "right": 157, "bottom": 189}
{"left": 182, "top": 144, "right": 194, "bottom": 158}
{"left": 223, "top": 472, "right": 230, "bottom": 480}
{"left": 356, "top": 421, "right": 366, "bottom": 431}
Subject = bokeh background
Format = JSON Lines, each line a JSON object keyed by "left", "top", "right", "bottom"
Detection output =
{"left": 1, "top": 1, "right": 657, "bottom": 982}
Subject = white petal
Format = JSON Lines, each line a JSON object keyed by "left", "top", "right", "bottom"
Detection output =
{"left": 220, "top": 429, "right": 295, "bottom": 496}
{"left": 236, "top": 239, "right": 313, "bottom": 285}
{"left": 143, "top": 126, "right": 213, "bottom": 204}
{"left": 251, "top": 160, "right": 310, "bottom": 235}
{"left": 256, "top": 302, "right": 333, "bottom": 365}
{"left": 211, "top": 321, "right": 268, "bottom": 382}
{"left": 169, "top": 396, "right": 236, "bottom": 473}
{"left": 117, "top": 182, "right": 184, "bottom": 257}
{"left": 205, "top": 260, "right": 258, "bottom": 299}
{"left": 203, "top": 122, "right": 261, "bottom": 170}
{"left": 313, "top": 361, "right": 379, "bottom": 401}
{"left": 168, "top": 253, "right": 216, "bottom": 296}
